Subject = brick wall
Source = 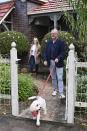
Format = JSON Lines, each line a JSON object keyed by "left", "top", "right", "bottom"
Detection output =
{"left": 12, "top": 0, "right": 30, "bottom": 65}
{"left": 13, "top": 0, "right": 48, "bottom": 44}
{"left": 13, "top": 0, "right": 29, "bottom": 39}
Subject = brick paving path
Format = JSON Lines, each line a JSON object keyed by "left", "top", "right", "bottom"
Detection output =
{"left": 19, "top": 74, "right": 66, "bottom": 123}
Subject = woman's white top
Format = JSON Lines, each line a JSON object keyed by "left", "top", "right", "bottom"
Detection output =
{"left": 31, "top": 45, "right": 36, "bottom": 56}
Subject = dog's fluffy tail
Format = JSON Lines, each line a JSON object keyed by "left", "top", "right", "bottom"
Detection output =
{"left": 28, "top": 96, "right": 37, "bottom": 100}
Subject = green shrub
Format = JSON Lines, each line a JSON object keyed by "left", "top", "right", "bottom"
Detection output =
{"left": 0, "top": 63, "right": 10, "bottom": 94}
{"left": 0, "top": 64, "right": 34, "bottom": 101}
{"left": 76, "top": 75, "right": 87, "bottom": 102}
{"left": 0, "top": 31, "right": 29, "bottom": 54}
{"left": 41, "top": 31, "right": 76, "bottom": 58}
{"left": 41, "top": 30, "right": 85, "bottom": 59}
{"left": 18, "top": 73, "right": 34, "bottom": 101}
{"left": 75, "top": 42, "right": 87, "bottom": 62}
{"left": 75, "top": 73, "right": 87, "bottom": 119}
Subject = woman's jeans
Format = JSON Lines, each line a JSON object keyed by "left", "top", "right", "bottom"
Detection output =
{"left": 29, "top": 55, "right": 35, "bottom": 73}
{"left": 50, "top": 60, "right": 63, "bottom": 96}
{"left": 29, "top": 55, "right": 39, "bottom": 73}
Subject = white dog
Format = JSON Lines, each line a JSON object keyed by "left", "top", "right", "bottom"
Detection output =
{"left": 28, "top": 96, "right": 47, "bottom": 126}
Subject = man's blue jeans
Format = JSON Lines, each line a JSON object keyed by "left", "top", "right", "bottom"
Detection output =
{"left": 50, "top": 60, "right": 63, "bottom": 96}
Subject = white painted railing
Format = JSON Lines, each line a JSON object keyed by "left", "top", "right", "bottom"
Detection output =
{"left": 65, "top": 43, "right": 87, "bottom": 124}
{"left": 0, "top": 59, "right": 9, "bottom": 63}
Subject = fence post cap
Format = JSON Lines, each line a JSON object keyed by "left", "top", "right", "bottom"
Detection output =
{"left": 69, "top": 43, "right": 74, "bottom": 50}
{"left": 11, "top": 42, "right": 16, "bottom": 48}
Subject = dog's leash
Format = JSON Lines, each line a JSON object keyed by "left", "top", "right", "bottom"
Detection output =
{"left": 39, "top": 65, "right": 55, "bottom": 96}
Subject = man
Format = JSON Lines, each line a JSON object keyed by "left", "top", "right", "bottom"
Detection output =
{"left": 43, "top": 29, "right": 66, "bottom": 98}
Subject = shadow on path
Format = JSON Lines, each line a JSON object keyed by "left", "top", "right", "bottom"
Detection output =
{"left": 0, "top": 115, "right": 87, "bottom": 131}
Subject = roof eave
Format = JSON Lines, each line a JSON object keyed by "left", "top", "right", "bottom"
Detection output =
{"left": 27, "top": 7, "right": 73, "bottom": 16}
{"left": 0, "top": 6, "right": 15, "bottom": 25}
{"left": 0, "top": 1, "right": 14, "bottom": 5}
{"left": 29, "top": 0, "right": 46, "bottom": 5}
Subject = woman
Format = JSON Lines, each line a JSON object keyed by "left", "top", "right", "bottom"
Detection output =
{"left": 29, "top": 37, "right": 41, "bottom": 75}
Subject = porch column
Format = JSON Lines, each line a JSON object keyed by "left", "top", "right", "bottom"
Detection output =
{"left": 54, "top": 14, "right": 57, "bottom": 28}
{"left": 50, "top": 14, "right": 62, "bottom": 29}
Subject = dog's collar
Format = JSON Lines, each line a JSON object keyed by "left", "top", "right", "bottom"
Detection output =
{"left": 32, "top": 110, "right": 39, "bottom": 117}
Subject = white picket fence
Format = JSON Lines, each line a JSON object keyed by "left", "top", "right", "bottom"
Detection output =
{"left": 65, "top": 44, "right": 87, "bottom": 123}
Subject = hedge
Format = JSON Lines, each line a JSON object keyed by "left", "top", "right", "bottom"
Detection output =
{"left": 0, "top": 64, "right": 34, "bottom": 101}
{"left": 0, "top": 31, "right": 29, "bottom": 54}
{"left": 41, "top": 30, "right": 85, "bottom": 59}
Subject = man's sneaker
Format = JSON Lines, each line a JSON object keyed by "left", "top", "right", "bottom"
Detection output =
{"left": 59, "top": 94, "right": 65, "bottom": 99}
{"left": 52, "top": 91, "right": 57, "bottom": 96}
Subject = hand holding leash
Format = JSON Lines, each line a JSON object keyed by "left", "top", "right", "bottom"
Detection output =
{"left": 44, "top": 61, "right": 48, "bottom": 66}
{"left": 55, "top": 58, "right": 59, "bottom": 63}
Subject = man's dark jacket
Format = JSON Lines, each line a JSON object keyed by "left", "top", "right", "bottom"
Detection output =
{"left": 43, "top": 38, "right": 66, "bottom": 67}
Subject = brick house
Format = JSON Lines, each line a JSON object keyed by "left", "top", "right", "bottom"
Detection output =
{"left": 0, "top": 0, "right": 74, "bottom": 44}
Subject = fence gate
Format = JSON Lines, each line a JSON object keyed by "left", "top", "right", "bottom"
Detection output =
{"left": 74, "top": 62, "right": 87, "bottom": 123}
{"left": 0, "top": 54, "right": 11, "bottom": 115}
{"left": 65, "top": 44, "right": 87, "bottom": 124}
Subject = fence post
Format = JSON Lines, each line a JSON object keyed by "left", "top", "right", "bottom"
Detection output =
{"left": 67, "top": 43, "right": 75, "bottom": 123}
{"left": 10, "top": 42, "right": 19, "bottom": 116}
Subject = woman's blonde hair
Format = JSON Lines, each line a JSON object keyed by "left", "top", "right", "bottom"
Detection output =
{"left": 33, "top": 37, "right": 40, "bottom": 45}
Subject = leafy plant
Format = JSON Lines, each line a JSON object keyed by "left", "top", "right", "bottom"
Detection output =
{"left": 64, "top": 0, "right": 87, "bottom": 42}
{"left": 76, "top": 73, "right": 87, "bottom": 102}
{"left": 18, "top": 73, "right": 34, "bottom": 101}
{"left": 0, "top": 63, "right": 10, "bottom": 94}
{"left": 0, "top": 64, "right": 35, "bottom": 101}
{"left": 75, "top": 74, "right": 87, "bottom": 120}
{"left": 41, "top": 30, "right": 76, "bottom": 58}
{"left": 0, "top": 31, "right": 29, "bottom": 54}
{"left": 41, "top": 30, "right": 87, "bottom": 61}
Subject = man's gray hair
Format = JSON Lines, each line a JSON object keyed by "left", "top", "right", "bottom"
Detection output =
{"left": 51, "top": 28, "right": 58, "bottom": 34}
